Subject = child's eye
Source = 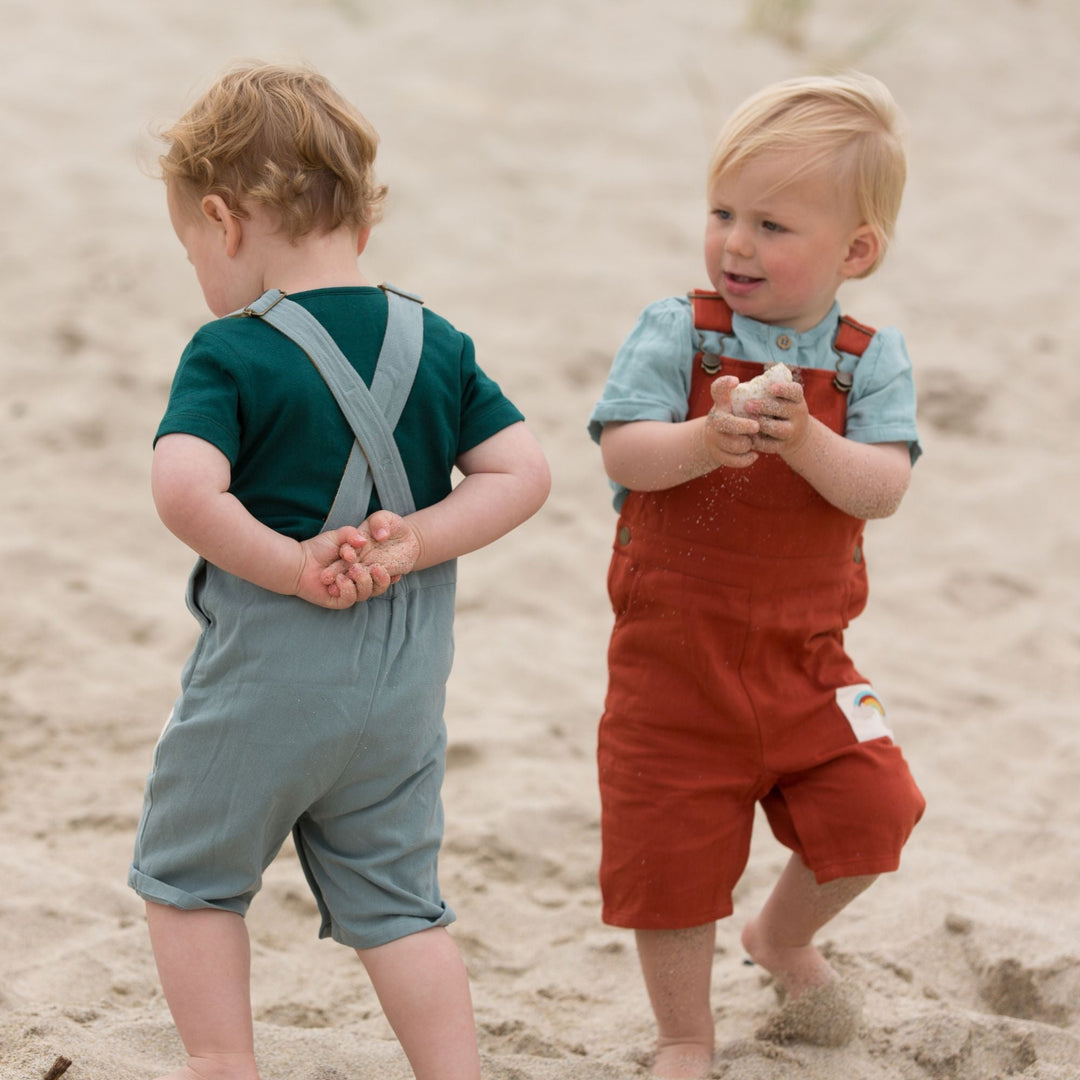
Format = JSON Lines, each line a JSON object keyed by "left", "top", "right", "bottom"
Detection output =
{"left": 762, "top": 220, "right": 785, "bottom": 233}
{"left": 711, "top": 208, "right": 732, "bottom": 222}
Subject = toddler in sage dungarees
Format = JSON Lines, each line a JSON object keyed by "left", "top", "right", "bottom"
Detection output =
{"left": 129, "top": 61, "right": 549, "bottom": 1080}
{"left": 590, "top": 73, "right": 925, "bottom": 1076}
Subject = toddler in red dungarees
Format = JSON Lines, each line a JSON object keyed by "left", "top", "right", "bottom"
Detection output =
{"left": 588, "top": 73, "right": 925, "bottom": 1077}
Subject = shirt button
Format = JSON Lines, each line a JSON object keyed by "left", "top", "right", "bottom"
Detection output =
{"left": 853, "top": 545, "right": 863, "bottom": 564}
{"left": 776, "top": 334, "right": 792, "bottom": 350}
{"left": 618, "top": 525, "right": 632, "bottom": 546}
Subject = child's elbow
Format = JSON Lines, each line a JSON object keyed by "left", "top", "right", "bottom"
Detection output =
{"left": 863, "top": 462, "right": 912, "bottom": 520}
{"left": 504, "top": 423, "right": 551, "bottom": 516}
{"left": 521, "top": 449, "right": 552, "bottom": 516}
{"left": 151, "top": 460, "right": 194, "bottom": 535}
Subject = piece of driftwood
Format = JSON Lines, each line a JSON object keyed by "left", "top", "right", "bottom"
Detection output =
{"left": 42, "top": 1057, "right": 73, "bottom": 1080}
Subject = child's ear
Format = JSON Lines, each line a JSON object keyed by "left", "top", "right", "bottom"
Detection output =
{"left": 200, "top": 195, "right": 243, "bottom": 258}
{"left": 355, "top": 226, "right": 372, "bottom": 256}
{"left": 840, "top": 224, "right": 881, "bottom": 280}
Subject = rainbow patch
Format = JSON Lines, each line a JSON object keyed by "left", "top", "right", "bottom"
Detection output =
{"left": 852, "top": 690, "right": 886, "bottom": 718}
{"left": 836, "top": 684, "right": 893, "bottom": 742}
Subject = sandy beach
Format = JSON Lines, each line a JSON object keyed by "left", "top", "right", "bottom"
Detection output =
{"left": 2, "top": 0, "right": 1080, "bottom": 1077}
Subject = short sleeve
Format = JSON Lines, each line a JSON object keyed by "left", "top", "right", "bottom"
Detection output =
{"left": 846, "top": 326, "right": 922, "bottom": 464}
{"left": 155, "top": 327, "right": 244, "bottom": 464}
{"left": 587, "top": 298, "right": 695, "bottom": 444}
{"left": 453, "top": 327, "right": 525, "bottom": 455}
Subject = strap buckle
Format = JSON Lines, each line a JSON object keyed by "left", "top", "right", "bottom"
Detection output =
{"left": 239, "top": 289, "right": 288, "bottom": 317}
{"left": 380, "top": 282, "right": 424, "bottom": 305}
{"left": 831, "top": 315, "right": 873, "bottom": 393}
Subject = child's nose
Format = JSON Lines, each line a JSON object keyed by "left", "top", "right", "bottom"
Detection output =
{"left": 725, "top": 222, "right": 754, "bottom": 257}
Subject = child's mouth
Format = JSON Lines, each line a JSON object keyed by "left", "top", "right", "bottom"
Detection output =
{"left": 723, "top": 272, "right": 763, "bottom": 295}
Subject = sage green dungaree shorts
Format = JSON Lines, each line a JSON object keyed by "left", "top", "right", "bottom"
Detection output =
{"left": 130, "top": 288, "right": 458, "bottom": 949}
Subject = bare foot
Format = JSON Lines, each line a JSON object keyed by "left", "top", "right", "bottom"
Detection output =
{"left": 651, "top": 1036, "right": 714, "bottom": 1079}
{"left": 741, "top": 917, "right": 862, "bottom": 1047}
{"left": 740, "top": 914, "right": 837, "bottom": 999}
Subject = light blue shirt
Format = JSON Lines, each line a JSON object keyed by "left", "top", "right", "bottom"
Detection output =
{"left": 589, "top": 296, "right": 921, "bottom": 510}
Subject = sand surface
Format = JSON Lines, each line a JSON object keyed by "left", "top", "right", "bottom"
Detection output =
{"left": 3, "top": 0, "right": 1080, "bottom": 1077}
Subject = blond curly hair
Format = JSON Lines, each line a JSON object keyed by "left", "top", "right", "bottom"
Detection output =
{"left": 161, "top": 61, "right": 387, "bottom": 241}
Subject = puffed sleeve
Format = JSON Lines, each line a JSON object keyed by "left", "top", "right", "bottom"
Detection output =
{"left": 587, "top": 297, "right": 695, "bottom": 444}
{"left": 845, "top": 326, "right": 923, "bottom": 464}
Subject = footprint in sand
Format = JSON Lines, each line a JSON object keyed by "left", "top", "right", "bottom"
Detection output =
{"left": 978, "top": 955, "right": 1075, "bottom": 1027}
{"left": 949, "top": 912, "right": 1080, "bottom": 1027}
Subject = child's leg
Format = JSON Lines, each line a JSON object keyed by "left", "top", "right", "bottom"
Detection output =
{"left": 356, "top": 927, "right": 480, "bottom": 1080}
{"left": 145, "top": 902, "right": 260, "bottom": 1080}
{"left": 634, "top": 923, "right": 716, "bottom": 1079}
{"left": 740, "top": 854, "right": 876, "bottom": 997}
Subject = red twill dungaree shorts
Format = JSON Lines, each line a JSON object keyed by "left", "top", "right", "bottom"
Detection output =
{"left": 597, "top": 293, "right": 925, "bottom": 930}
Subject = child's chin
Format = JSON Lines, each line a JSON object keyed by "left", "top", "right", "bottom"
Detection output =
{"left": 721, "top": 293, "right": 762, "bottom": 319}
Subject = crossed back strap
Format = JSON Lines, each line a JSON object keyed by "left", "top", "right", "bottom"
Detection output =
{"left": 238, "top": 285, "right": 424, "bottom": 527}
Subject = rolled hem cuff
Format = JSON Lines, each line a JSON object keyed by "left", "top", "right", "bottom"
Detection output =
{"left": 127, "top": 866, "right": 248, "bottom": 916}
{"left": 325, "top": 907, "right": 456, "bottom": 951}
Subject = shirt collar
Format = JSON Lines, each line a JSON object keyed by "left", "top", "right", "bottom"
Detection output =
{"left": 728, "top": 301, "right": 842, "bottom": 367}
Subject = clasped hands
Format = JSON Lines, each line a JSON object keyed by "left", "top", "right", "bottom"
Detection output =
{"left": 294, "top": 510, "right": 420, "bottom": 609}
{"left": 703, "top": 374, "right": 811, "bottom": 468}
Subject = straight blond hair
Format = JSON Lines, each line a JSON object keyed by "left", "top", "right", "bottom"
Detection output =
{"left": 707, "top": 73, "right": 907, "bottom": 276}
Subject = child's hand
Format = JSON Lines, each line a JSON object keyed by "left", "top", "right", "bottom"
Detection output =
{"left": 338, "top": 510, "right": 421, "bottom": 583}
{"left": 295, "top": 526, "right": 393, "bottom": 609}
{"left": 742, "top": 380, "right": 812, "bottom": 458}
{"left": 705, "top": 376, "right": 760, "bottom": 469}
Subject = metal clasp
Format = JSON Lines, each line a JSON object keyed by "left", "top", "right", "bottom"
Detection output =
{"left": 831, "top": 316, "right": 864, "bottom": 393}
{"left": 380, "top": 282, "right": 424, "bottom": 305}
{"left": 239, "top": 289, "right": 288, "bottom": 317}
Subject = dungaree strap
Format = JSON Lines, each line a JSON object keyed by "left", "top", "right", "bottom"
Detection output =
{"left": 240, "top": 287, "right": 424, "bottom": 526}
{"left": 686, "top": 288, "right": 876, "bottom": 388}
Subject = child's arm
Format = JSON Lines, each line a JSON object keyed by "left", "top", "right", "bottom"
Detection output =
{"left": 152, "top": 433, "right": 391, "bottom": 608}
{"left": 745, "top": 381, "right": 911, "bottom": 519}
{"left": 599, "top": 375, "right": 760, "bottom": 491}
{"left": 342, "top": 421, "right": 550, "bottom": 574}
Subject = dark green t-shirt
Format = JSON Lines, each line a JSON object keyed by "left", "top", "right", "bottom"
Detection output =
{"left": 156, "top": 287, "right": 524, "bottom": 540}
